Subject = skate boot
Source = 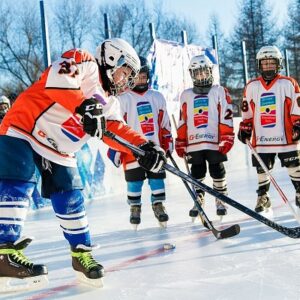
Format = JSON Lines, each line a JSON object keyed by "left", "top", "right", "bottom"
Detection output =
{"left": 216, "top": 199, "right": 227, "bottom": 217}
{"left": 152, "top": 202, "right": 169, "bottom": 228}
{"left": 130, "top": 205, "right": 141, "bottom": 230}
{"left": 0, "top": 237, "right": 48, "bottom": 292}
{"left": 71, "top": 244, "right": 104, "bottom": 288}
{"left": 255, "top": 193, "right": 271, "bottom": 213}
{"left": 189, "top": 194, "right": 205, "bottom": 222}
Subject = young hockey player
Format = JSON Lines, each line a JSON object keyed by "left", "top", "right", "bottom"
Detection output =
{"left": 0, "top": 38, "right": 166, "bottom": 291}
{"left": 0, "top": 95, "right": 11, "bottom": 123}
{"left": 238, "top": 45, "right": 300, "bottom": 213}
{"left": 175, "top": 54, "right": 234, "bottom": 218}
{"left": 108, "top": 57, "right": 173, "bottom": 229}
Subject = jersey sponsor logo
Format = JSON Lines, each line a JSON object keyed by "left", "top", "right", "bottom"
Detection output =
{"left": 260, "top": 92, "right": 276, "bottom": 128}
{"left": 193, "top": 95, "right": 208, "bottom": 128}
{"left": 61, "top": 114, "right": 86, "bottom": 142}
{"left": 256, "top": 135, "right": 284, "bottom": 143}
{"left": 189, "top": 132, "right": 215, "bottom": 141}
{"left": 137, "top": 101, "right": 154, "bottom": 137}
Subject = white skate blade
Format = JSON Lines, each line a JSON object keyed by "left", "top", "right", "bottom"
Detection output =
{"left": 131, "top": 224, "right": 139, "bottom": 231}
{"left": 191, "top": 217, "right": 196, "bottom": 223}
{"left": 0, "top": 275, "right": 48, "bottom": 293}
{"left": 260, "top": 207, "right": 273, "bottom": 219}
{"left": 158, "top": 221, "right": 167, "bottom": 228}
{"left": 75, "top": 271, "right": 103, "bottom": 288}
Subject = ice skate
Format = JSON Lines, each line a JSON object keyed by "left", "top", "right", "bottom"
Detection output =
{"left": 71, "top": 244, "right": 104, "bottom": 288}
{"left": 189, "top": 194, "right": 205, "bottom": 223}
{"left": 0, "top": 237, "right": 48, "bottom": 293}
{"left": 255, "top": 193, "right": 271, "bottom": 213}
{"left": 130, "top": 205, "right": 141, "bottom": 230}
{"left": 152, "top": 202, "right": 169, "bottom": 228}
{"left": 216, "top": 199, "right": 227, "bottom": 221}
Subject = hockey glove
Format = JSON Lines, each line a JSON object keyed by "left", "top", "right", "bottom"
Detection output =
{"left": 292, "top": 120, "right": 300, "bottom": 141}
{"left": 175, "top": 138, "right": 187, "bottom": 158}
{"left": 237, "top": 121, "right": 252, "bottom": 144}
{"left": 219, "top": 134, "right": 235, "bottom": 155}
{"left": 75, "top": 97, "right": 106, "bottom": 138}
{"left": 161, "top": 135, "right": 174, "bottom": 155}
{"left": 136, "top": 141, "right": 166, "bottom": 173}
{"left": 107, "top": 148, "right": 122, "bottom": 168}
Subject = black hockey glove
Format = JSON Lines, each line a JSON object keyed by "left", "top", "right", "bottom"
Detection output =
{"left": 136, "top": 141, "right": 167, "bottom": 173}
{"left": 292, "top": 120, "right": 300, "bottom": 141}
{"left": 237, "top": 121, "right": 252, "bottom": 144}
{"left": 75, "top": 97, "right": 106, "bottom": 138}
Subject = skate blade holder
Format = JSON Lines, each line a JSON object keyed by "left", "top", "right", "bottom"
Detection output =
{"left": 0, "top": 275, "right": 48, "bottom": 293}
{"left": 75, "top": 271, "right": 103, "bottom": 288}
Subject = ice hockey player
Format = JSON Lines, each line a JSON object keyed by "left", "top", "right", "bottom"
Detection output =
{"left": 0, "top": 95, "right": 11, "bottom": 123}
{"left": 238, "top": 45, "right": 300, "bottom": 213}
{"left": 0, "top": 38, "right": 166, "bottom": 291}
{"left": 175, "top": 54, "right": 234, "bottom": 219}
{"left": 107, "top": 56, "right": 173, "bottom": 229}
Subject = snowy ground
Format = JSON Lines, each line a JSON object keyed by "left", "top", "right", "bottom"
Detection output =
{"left": 2, "top": 121, "right": 300, "bottom": 300}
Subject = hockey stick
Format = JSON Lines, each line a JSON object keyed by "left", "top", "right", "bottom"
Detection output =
{"left": 167, "top": 152, "right": 240, "bottom": 238}
{"left": 170, "top": 114, "right": 223, "bottom": 229}
{"left": 103, "top": 130, "right": 300, "bottom": 238}
{"left": 246, "top": 140, "right": 300, "bottom": 224}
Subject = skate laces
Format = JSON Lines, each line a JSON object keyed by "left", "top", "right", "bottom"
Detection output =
{"left": 0, "top": 249, "right": 33, "bottom": 267}
{"left": 72, "top": 251, "right": 99, "bottom": 270}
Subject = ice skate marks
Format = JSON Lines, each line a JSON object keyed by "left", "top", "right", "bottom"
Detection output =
{"left": 193, "top": 95, "right": 208, "bottom": 128}
{"left": 260, "top": 93, "right": 276, "bottom": 128}
{"left": 137, "top": 101, "right": 154, "bottom": 137}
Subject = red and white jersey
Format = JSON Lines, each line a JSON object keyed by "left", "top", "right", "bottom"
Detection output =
{"left": 241, "top": 74, "right": 300, "bottom": 153}
{"left": 117, "top": 89, "right": 172, "bottom": 169}
{"left": 177, "top": 85, "right": 234, "bottom": 152}
{"left": 0, "top": 49, "right": 146, "bottom": 167}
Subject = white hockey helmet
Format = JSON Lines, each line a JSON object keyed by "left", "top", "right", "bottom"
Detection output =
{"left": 256, "top": 45, "right": 283, "bottom": 80}
{"left": 95, "top": 38, "right": 140, "bottom": 95}
{"left": 188, "top": 55, "right": 214, "bottom": 87}
{"left": 0, "top": 95, "right": 10, "bottom": 118}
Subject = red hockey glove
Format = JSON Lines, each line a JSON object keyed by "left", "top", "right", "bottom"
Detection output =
{"left": 292, "top": 120, "right": 300, "bottom": 141}
{"left": 219, "top": 135, "right": 234, "bottom": 155}
{"left": 162, "top": 135, "right": 174, "bottom": 155}
{"left": 175, "top": 138, "right": 187, "bottom": 158}
{"left": 237, "top": 121, "right": 252, "bottom": 144}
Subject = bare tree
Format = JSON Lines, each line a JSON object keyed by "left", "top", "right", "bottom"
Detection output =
{"left": 52, "top": 0, "right": 95, "bottom": 51}
{"left": 92, "top": 0, "right": 201, "bottom": 56}
{"left": 0, "top": 1, "right": 44, "bottom": 95}
{"left": 284, "top": 0, "right": 300, "bottom": 82}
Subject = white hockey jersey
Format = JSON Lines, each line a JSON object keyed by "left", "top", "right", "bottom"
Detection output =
{"left": 117, "top": 89, "right": 172, "bottom": 169}
{"left": 241, "top": 75, "right": 300, "bottom": 153}
{"left": 177, "top": 85, "right": 234, "bottom": 152}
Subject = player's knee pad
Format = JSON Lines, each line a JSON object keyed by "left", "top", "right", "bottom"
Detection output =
{"left": 127, "top": 181, "right": 143, "bottom": 205}
{"left": 0, "top": 180, "right": 36, "bottom": 243}
{"left": 209, "top": 163, "right": 226, "bottom": 179}
{"left": 51, "top": 189, "right": 90, "bottom": 246}
{"left": 149, "top": 178, "right": 165, "bottom": 203}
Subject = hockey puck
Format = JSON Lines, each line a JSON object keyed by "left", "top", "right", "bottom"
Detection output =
{"left": 163, "top": 243, "right": 176, "bottom": 250}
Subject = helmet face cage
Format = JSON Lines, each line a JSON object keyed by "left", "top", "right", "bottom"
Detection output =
{"left": 132, "top": 56, "right": 150, "bottom": 93}
{"left": 256, "top": 46, "right": 283, "bottom": 80}
{"left": 189, "top": 66, "right": 213, "bottom": 87}
{"left": 189, "top": 55, "right": 214, "bottom": 87}
{"left": 96, "top": 38, "right": 140, "bottom": 95}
